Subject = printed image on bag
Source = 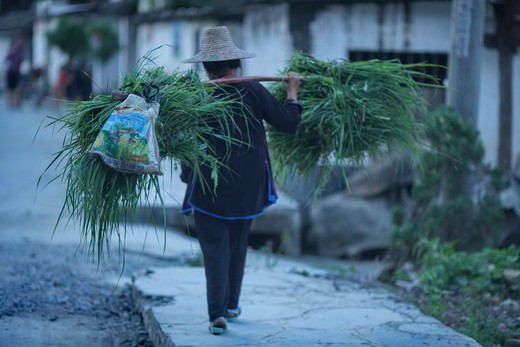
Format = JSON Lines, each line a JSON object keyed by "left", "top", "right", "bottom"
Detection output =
{"left": 89, "top": 93, "right": 162, "bottom": 175}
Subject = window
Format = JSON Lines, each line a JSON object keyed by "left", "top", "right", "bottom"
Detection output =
{"left": 349, "top": 50, "right": 448, "bottom": 108}
{"left": 348, "top": 51, "right": 448, "bottom": 84}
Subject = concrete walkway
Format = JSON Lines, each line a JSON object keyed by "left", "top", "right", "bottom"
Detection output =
{"left": 6, "top": 98, "right": 481, "bottom": 347}
{"left": 132, "top": 230, "right": 482, "bottom": 347}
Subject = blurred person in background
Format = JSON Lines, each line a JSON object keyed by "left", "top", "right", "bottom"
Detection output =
{"left": 4, "top": 36, "right": 25, "bottom": 108}
{"left": 52, "top": 61, "right": 72, "bottom": 102}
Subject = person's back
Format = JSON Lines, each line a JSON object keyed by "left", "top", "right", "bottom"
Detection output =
{"left": 179, "top": 26, "right": 301, "bottom": 335}
{"left": 183, "top": 80, "right": 300, "bottom": 218}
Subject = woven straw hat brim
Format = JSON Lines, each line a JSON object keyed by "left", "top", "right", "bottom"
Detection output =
{"left": 182, "top": 26, "right": 256, "bottom": 63}
{"left": 181, "top": 49, "right": 256, "bottom": 63}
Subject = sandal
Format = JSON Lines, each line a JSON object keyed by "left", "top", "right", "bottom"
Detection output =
{"left": 209, "top": 317, "right": 227, "bottom": 335}
{"left": 227, "top": 307, "right": 241, "bottom": 322}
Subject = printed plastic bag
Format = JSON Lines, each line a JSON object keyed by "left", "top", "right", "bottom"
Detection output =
{"left": 89, "top": 92, "right": 162, "bottom": 175}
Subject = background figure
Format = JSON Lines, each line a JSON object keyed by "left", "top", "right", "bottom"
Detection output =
{"left": 31, "top": 66, "right": 49, "bottom": 106}
{"left": 4, "top": 36, "right": 25, "bottom": 108}
{"left": 69, "top": 59, "right": 92, "bottom": 101}
{"left": 52, "top": 62, "right": 71, "bottom": 102}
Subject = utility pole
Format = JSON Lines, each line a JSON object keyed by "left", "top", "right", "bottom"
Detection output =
{"left": 447, "top": 0, "right": 486, "bottom": 128}
{"left": 446, "top": 0, "right": 486, "bottom": 201}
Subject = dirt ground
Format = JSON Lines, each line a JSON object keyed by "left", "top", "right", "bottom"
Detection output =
{"left": 0, "top": 239, "right": 184, "bottom": 347}
{"left": 389, "top": 281, "right": 520, "bottom": 346}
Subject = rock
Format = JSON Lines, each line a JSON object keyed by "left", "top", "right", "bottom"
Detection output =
{"left": 504, "top": 269, "right": 520, "bottom": 284}
{"left": 310, "top": 193, "right": 392, "bottom": 258}
{"left": 499, "top": 299, "right": 520, "bottom": 312}
{"left": 394, "top": 280, "right": 423, "bottom": 294}
{"left": 345, "top": 153, "right": 413, "bottom": 198}
{"left": 505, "top": 339, "right": 520, "bottom": 347}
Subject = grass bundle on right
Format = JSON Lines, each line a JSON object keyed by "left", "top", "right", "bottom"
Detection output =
{"left": 268, "top": 53, "right": 443, "bottom": 196}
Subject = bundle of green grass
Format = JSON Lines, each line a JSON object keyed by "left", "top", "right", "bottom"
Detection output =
{"left": 43, "top": 58, "right": 237, "bottom": 261}
{"left": 268, "top": 53, "right": 442, "bottom": 195}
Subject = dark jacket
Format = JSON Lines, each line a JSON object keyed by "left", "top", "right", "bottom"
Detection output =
{"left": 181, "top": 81, "right": 301, "bottom": 220}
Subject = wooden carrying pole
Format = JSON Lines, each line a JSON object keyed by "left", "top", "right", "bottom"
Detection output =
{"left": 112, "top": 76, "right": 295, "bottom": 101}
{"left": 205, "top": 75, "right": 289, "bottom": 85}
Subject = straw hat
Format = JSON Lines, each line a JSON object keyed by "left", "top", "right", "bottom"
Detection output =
{"left": 182, "top": 26, "right": 256, "bottom": 63}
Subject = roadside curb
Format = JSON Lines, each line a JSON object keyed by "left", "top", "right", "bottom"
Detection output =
{"left": 132, "top": 280, "right": 175, "bottom": 347}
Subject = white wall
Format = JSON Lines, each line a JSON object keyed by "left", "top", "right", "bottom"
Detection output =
{"left": 0, "top": 38, "right": 12, "bottom": 92}
{"left": 310, "top": 5, "right": 348, "bottom": 61}
{"left": 479, "top": 49, "right": 500, "bottom": 165}
{"left": 135, "top": 19, "right": 217, "bottom": 76}
{"left": 346, "top": 3, "right": 380, "bottom": 51}
{"left": 409, "top": 2, "right": 451, "bottom": 52}
{"left": 346, "top": 2, "right": 451, "bottom": 52}
{"left": 242, "top": 3, "right": 292, "bottom": 76}
{"left": 136, "top": 22, "right": 178, "bottom": 72}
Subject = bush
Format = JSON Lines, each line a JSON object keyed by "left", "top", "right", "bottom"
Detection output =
{"left": 385, "top": 105, "right": 515, "bottom": 347}
{"left": 391, "top": 105, "right": 508, "bottom": 254}
{"left": 413, "top": 239, "right": 520, "bottom": 346}
{"left": 47, "top": 18, "right": 119, "bottom": 64}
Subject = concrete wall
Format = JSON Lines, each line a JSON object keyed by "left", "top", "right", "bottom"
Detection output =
{"left": 134, "top": 19, "right": 220, "bottom": 76}
{"left": 310, "top": 5, "right": 348, "bottom": 61}
{"left": 242, "top": 3, "right": 292, "bottom": 76}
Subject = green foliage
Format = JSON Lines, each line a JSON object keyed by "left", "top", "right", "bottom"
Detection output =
{"left": 47, "top": 17, "right": 119, "bottom": 64}
{"left": 391, "top": 105, "right": 508, "bottom": 252}
{"left": 387, "top": 105, "right": 513, "bottom": 346}
{"left": 267, "top": 52, "right": 443, "bottom": 197}
{"left": 413, "top": 105, "right": 485, "bottom": 201}
{"left": 412, "top": 239, "right": 519, "bottom": 346}
{"left": 457, "top": 309, "right": 505, "bottom": 347}
{"left": 418, "top": 239, "right": 520, "bottom": 297}
{"left": 47, "top": 17, "right": 90, "bottom": 59}
{"left": 40, "top": 52, "right": 238, "bottom": 262}
{"left": 89, "top": 21, "right": 120, "bottom": 64}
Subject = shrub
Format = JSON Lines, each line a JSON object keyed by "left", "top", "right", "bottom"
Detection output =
{"left": 391, "top": 105, "right": 508, "bottom": 254}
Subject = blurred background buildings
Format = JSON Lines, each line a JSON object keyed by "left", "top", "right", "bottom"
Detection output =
{"left": 0, "top": 0, "right": 518, "bottom": 167}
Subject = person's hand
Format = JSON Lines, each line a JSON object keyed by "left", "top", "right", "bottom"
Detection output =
{"left": 284, "top": 71, "right": 301, "bottom": 101}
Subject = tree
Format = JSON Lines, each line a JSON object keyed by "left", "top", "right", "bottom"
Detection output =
{"left": 89, "top": 21, "right": 120, "bottom": 64}
{"left": 447, "top": 0, "right": 485, "bottom": 128}
{"left": 47, "top": 17, "right": 119, "bottom": 64}
{"left": 46, "top": 17, "right": 90, "bottom": 60}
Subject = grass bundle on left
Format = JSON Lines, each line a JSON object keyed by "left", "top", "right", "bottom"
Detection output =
{"left": 42, "top": 59, "right": 237, "bottom": 262}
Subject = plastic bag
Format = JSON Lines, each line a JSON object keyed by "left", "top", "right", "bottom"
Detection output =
{"left": 89, "top": 92, "right": 162, "bottom": 175}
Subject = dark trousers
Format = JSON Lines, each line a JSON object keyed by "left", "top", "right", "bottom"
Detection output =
{"left": 194, "top": 211, "right": 252, "bottom": 322}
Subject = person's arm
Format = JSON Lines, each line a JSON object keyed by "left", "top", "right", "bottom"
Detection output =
{"left": 284, "top": 71, "right": 300, "bottom": 101}
{"left": 257, "top": 71, "right": 302, "bottom": 133}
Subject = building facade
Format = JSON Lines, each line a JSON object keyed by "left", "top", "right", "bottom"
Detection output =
{"left": 13, "top": 0, "right": 520, "bottom": 167}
